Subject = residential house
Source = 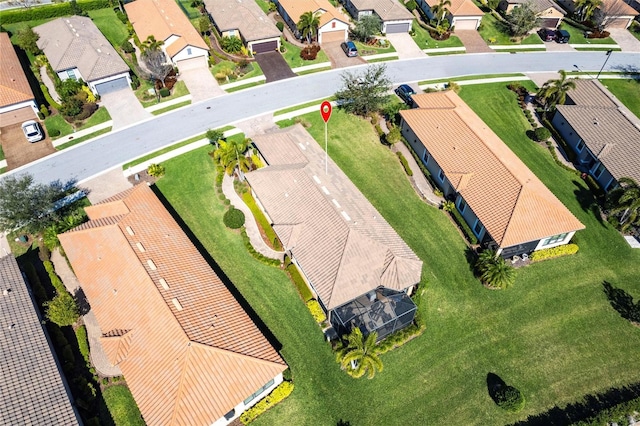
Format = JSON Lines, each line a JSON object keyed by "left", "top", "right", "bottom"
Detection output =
{"left": 342, "top": 0, "right": 414, "bottom": 33}
{"left": 415, "top": 0, "right": 485, "bottom": 30}
{"left": 555, "top": 0, "right": 638, "bottom": 28}
{"left": 499, "top": 0, "right": 566, "bottom": 28}
{"left": 0, "top": 33, "right": 39, "bottom": 126}
{"left": 552, "top": 79, "right": 640, "bottom": 191}
{"left": 0, "top": 254, "right": 81, "bottom": 425}
{"left": 205, "top": 0, "right": 282, "bottom": 53}
{"left": 245, "top": 125, "right": 423, "bottom": 340}
{"left": 58, "top": 184, "right": 287, "bottom": 426}
{"left": 125, "top": 0, "right": 209, "bottom": 70}
{"left": 277, "top": 0, "right": 350, "bottom": 44}
{"left": 400, "top": 91, "right": 585, "bottom": 258}
{"left": 35, "top": 16, "right": 132, "bottom": 96}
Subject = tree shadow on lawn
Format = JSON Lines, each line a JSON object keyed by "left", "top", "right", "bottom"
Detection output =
{"left": 150, "top": 184, "right": 283, "bottom": 353}
{"left": 602, "top": 281, "right": 640, "bottom": 324}
{"left": 486, "top": 372, "right": 508, "bottom": 404}
{"left": 572, "top": 180, "right": 605, "bottom": 227}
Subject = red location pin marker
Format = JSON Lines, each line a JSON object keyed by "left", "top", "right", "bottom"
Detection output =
{"left": 320, "top": 101, "right": 332, "bottom": 123}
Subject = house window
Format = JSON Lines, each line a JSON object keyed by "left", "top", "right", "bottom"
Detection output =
{"left": 243, "top": 379, "right": 275, "bottom": 405}
{"left": 542, "top": 232, "right": 568, "bottom": 246}
{"left": 576, "top": 139, "right": 585, "bottom": 152}
{"left": 67, "top": 69, "right": 77, "bottom": 80}
{"left": 438, "top": 169, "right": 445, "bottom": 183}
{"left": 422, "top": 150, "right": 429, "bottom": 165}
{"left": 332, "top": 22, "right": 336, "bottom": 28}
{"left": 187, "top": 47, "right": 192, "bottom": 55}
{"left": 457, "top": 198, "right": 467, "bottom": 214}
{"left": 593, "top": 163, "right": 605, "bottom": 179}
{"left": 473, "top": 220, "right": 484, "bottom": 237}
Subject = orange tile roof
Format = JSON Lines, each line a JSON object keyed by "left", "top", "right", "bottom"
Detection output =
{"left": 448, "top": 0, "right": 484, "bottom": 16}
{"left": 278, "top": 0, "right": 348, "bottom": 28}
{"left": 401, "top": 91, "right": 584, "bottom": 249}
{"left": 58, "top": 184, "right": 286, "bottom": 426}
{"left": 125, "top": 0, "right": 208, "bottom": 60}
{"left": 0, "top": 33, "right": 35, "bottom": 108}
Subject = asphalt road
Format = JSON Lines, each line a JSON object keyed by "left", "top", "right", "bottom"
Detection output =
{"left": 6, "top": 51, "right": 639, "bottom": 185}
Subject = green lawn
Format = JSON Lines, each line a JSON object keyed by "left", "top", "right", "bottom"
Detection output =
{"left": 55, "top": 127, "right": 111, "bottom": 150}
{"left": 0, "top": 144, "right": 5, "bottom": 161}
{"left": 44, "top": 115, "right": 74, "bottom": 139}
{"left": 211, "top": 60, "right": 264, "bottom": 83}
{"left": 280, "top": 41, "right": 330, "bottom": 68}
{"left": 78, "top": 106, "right": 112, "bottom": 130}
{"left": 478, "top": 12, "right": 542, "bottom": 45}
{"left": 156, "top": 83, "right": 640, "bottom": 425}
{"left": 88, "top": 9, "right": 130, "bottom": 47}
{"left": 175, "top": 0, "right": 201, "bottom": 19}
{"left": 629, "top": 21, "right": 640, "bottom": 42}
{"left": 600, "top": 78, "right": 640, "bottom": 117}
{"left": 419, "top": 73, "right": 526, "bottom": 85}
{"left": 354, "top": 40, "right": 397, "bottom": 55}
{"left": 558, "top": 21, "right": 616, "bottom": 44}
{"left": 151, "top": 100, "right": 192, "bottom": 115}
{"left": 412, "top": 21, "right": 464, "bottom": 49}
{"left": 101, "top": 385, "right": 144, "bottom": 426}
{"left": 254, "top": 0, "right": 272, "bottom": 14}
{"left": 135, "top": 80, "right": 190, "bottom": 108}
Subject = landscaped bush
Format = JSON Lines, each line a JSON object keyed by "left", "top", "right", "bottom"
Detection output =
{"left": 475, "top": 250, "right": 516, "bottom": 289}
{"left": 239, "top": 381, "right": 294, "bottom": 424}
{"left": 448, "top": 207, "right": 479, "bottom": 245}
{"left": 240, "top": 229, "right": 281, "bottom": 267}
{"left": 115, "top": 10, "right": 128, "bottom": 24}
{"left": 534, "top": 126, "right": 551, "bottom": 141}
{"left": 49, "top": 128, "right": 61, "bottom": 137}
{"left": 75, "top": 325, "right": 90, "bottom": 365}
{"left": 377, "top": 322, "right": 425, "bottom": 355}
{"left": 120, "top": 40, "right": 135, "bottom": 54}
{"left": 23, "top": 262, "right": 48, "bottom": 305}
{"left": 287, "top": 263, "right": 313, "bottom": 301}
{"left": 74, "top": 102, "right": 98, "bottom": 121}
{"left": 276, "top": 22, "right": 284, "bottom": 32}
{"left": 306, "top": 299, "right": 326, "bottom": 323}
{"left": 494, "top": 385, "right": 525, "bottom": 412}
{"left": 396, "top": 152, "right": 413, "bottom": 176}
{"left": 159, "top": 87, "right": 170, "bottom": 97}
{"left": 386, "top": 126, "right": 401, "bottom": 144}
{"left": 223, "top": 207, "right": 245, "bottom": 229}
{"left": 40, "top": 104, "right": 50, "bottom": 117}
{"left": 300, "top": 44, "right": 321, "bottom": 60}
{"left": 405, "top": 0, "right": 417, "bottom": 11}
{"left": 43, "top": 260, "right": 67, "bottom": 294}
{"left": 41, "top": 84, "right": 62, "bottom": 110}
{"left": 147, "top": 163, "right": 165, "bottom": 177}
{"left": 529, "top": 243, "right": 579, "bottom": 262}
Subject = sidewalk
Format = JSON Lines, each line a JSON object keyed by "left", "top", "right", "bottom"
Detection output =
{"left": 50, "top": 249, "right": 122, "bottom": 377}
{"left": 52, "top": 121, "right": 113, "bottom": 148}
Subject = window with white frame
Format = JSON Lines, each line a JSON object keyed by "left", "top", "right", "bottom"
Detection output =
{"left": 422, "top": 150, "right": 429, "bottom": 165}
{"left": 187, "top": 47, "right": 192, "bottom": 55}
{"left": 243, "top": 379, "right": 275, "bottom": 405}
{"left": 67, "top": 69, "right": 77, "bottom": 80}
{"left": 438, "top": 169, "right": 445, "bottom": 183}
{"left": 542, "top": 232, "right": 568, "bottom": 246}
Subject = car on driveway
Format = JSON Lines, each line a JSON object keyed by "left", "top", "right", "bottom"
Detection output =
{"left": 538, "top": 28, "right": 556, "bottom": 42}
{"left": 21, "top": 120, "right": 43, "bottom": 143}
{"left": 341, "top": 41, "right": 358, "bottom": 57}
{"left": 555, "top": 29, "right": 570, "bottom": 43}
{"left": 395, "top": 84, "right": 416, "bottom": 106}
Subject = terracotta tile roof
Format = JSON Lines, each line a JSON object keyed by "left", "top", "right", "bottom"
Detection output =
{"left": 58, "top": 184, "right": 286, "bottom": 426}
{"left": 505, "top": 0, "right": 565, "bottom": 14}
{"left": 448, "top": 0, "right": 485, "bottom": 16}
{"left": 0, "top": 255, "right": 80, "bottom": 425}
{"left": 125, "top": 0, "right": 208, "bottom": 60}
{"left": 34, "top": 17, "right": 130, "bottom": 82}
{"left": 557, "top": 80, "right": 640, "bottom": 184}
{"left": 350, "top": 0, "right": 414, "bottom": 20}
{"left": 246, "top": 125, "right": 422, "bottom": 311}
{"left": 279, "top": 0, "right": 348, "bottom": 27}
{"left": 0, "top": 33, "right": 35, "bottom": 108}
{"left": 601, "top": 0, "right": 638, "bottom": 15}
{"left": 401, "top": 91, "right": 584, "bottom": 249}
{"left": 204, "top": 0, "right": 281, "bottom": 42}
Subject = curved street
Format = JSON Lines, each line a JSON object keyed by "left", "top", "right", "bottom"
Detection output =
{"left": 5, "top": 51, "right": 639, "bottom": 185}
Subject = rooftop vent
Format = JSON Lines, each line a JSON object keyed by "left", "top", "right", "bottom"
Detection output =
{"left": 147, "top": 259, "right": 157, "bottom": 270}
{"left": 126, "top": 226, "right": 135, "bottom": 236}
{"left": 321, "top": 186, "right": 330, "bottom": 195}
{"left": 2, "top": 288, "right": 11, "bottom": 296}
{"left": 172, "top": 298, "right": 183, "bottom": 311}
{"left": 341, "top": 211, "right": 351, "bottom": 221}
{"left": 159, "top": 278, "right": 169, "bottom": 290}
{"left": 332, "top": 199, "right": 341, "bottom": 208}
{"left": 136, "top": 242, "right": 145, "bottom": 252}
{"left": 313, "top": 175, "right": 321, "bottom": 184}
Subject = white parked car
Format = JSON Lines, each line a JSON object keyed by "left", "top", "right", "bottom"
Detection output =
{"left": 21, "top": 120, "right": 43, "bottom": 143}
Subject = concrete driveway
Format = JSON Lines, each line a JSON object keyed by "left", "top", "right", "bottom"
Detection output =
{"left": 544, "top": 40, "right": 576, "bottom": 52}
{"left": 180, "top": 66, "right": 225, "bottom": 102}
{"left": 386, "top": 33, "right": 426, "bottom": 58}
{"left": 323, "top": 41, "right": 366, "bottom": 68}
{"left": 608, "top": 28, "right": 640, "bottom": 52}
{"left": 454, "top": 30, "right": 492, "bottom": 53}
{"left": 254, "top": 52, "right": 296, "bottom": 83}
{"left": 0, "top": 121, "right": 55, "bottom": 170}
{"left": 100, "top": 88, "right": 151, "bottom": 129}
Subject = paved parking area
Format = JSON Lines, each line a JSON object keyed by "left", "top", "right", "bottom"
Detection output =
{"left": 322, "top": 41, "right": 366, "bottom": 68}
{"left": 386, "top": 33, "right": 426, "bottom": 58}
{"left": 454, "top": 30, "right": 492, "bottom": 53}
{"left": 179, "top": 66, "right": 225, "bottom": 102}
{"left": 100, "top": 88, "right": 151, "bottom": 129}
{"left": 608, "top": 28, "right": 640, "bottom": 52}
{"left": 0, "top": 122, "right": 55, "bottom": 170}
{"left": 254, "top": 52, "right": 296, "bottom": 83}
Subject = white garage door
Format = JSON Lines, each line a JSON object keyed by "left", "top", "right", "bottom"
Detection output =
{"left": 385, "top": 22, "right": 411, "bottom": 33}
{"left": 177, "top": 56, "right": 208, "bottom": 72}
{"left": 321, "top": 30, "right": 346, "bottom": 44}
{"left": 95, "top": 77, "right": 130, "bottom": 95}
{"left": 605, "top": 18, "right": 631, "bottom": 28}
{"left": 454, "top": 19, "right": 479, "bottom": 30}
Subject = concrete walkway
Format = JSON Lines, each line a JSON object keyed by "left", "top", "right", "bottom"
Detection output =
{"left": 50, "top": 249, "right": 122, "bottom": 377}
{"left": 221, "top": 174, "right": 284, "bottom": 261}
{"left": 40, "top": 66, "right": 61, "bottom": 102}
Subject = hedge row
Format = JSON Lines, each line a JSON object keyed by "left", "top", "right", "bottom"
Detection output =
{"left": 240, "top": 229, "right": 281, "bottom": 267}
{"left": 377, "top": 322, "right": 425, "bottom": 355}
{"left": 43, "top": 260, "right": 67, "bottom": 295}
{"left": 575, "top": 395, "right": 640, "bottom": 425}
{"left": 396, "top": 151, "right": 413, "bottom": 177}
{"left": 449, "top": 207, "right": 479, "bottom": 245}
{"left": 0, "top": 0, "right": 112, "bottom": 24}
{"left": 242, "top": 191, "right": 282, "bottom": 251}
{"left": 75, "top": 325, "right": 90, "bottom": 365}
{"left": 530, "top": 243, "right": 579, "bottom": 262}
{"left": 306, "top": 299, "right": 326, "bottom": 323}
{"left": 23, "top": 261, "right": 48, "bottom": 305}
{"left": 287, "top": 263, "right": 313, "bottom": 302}
{"left": 41, "top": 84, "right": 62, "bottom": 110}
{"left": 240, "top": 381, "right": 294, "bottom": 424}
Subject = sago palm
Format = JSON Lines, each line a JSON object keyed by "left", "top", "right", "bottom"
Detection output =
{"left": 213, "top": 138, "right": 251, "bottom": 176}
{"left": 337, "top": 328, "right": 383, "bottom": 379}
{"left": 476, "top": 250, "right": 516, "bottom": 289}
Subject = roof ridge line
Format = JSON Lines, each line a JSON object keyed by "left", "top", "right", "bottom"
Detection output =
{"left": 189, "top": 340, "right": 287, "bottom": 367}
{"left": 326, "top": 228, "right": 353, "bottom": 310}
{"left": 169, "top": 340, "right": 192, "bottom": 426}
{"left": 498, "top": 184, "right": 526, "bottom": 246}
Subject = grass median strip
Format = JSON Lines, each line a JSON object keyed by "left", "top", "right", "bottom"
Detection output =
{"left": 55, "top": 127, "right": 112, "bottom": 151}
{"left": 151, "top": 100, "right": 192, "bottom": 116}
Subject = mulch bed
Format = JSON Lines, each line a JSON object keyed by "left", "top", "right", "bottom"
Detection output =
{"left": 126, "top": 170, "right": 157, "bottom": 186}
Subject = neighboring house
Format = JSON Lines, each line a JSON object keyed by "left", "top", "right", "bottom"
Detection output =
{"left": 400, "top": 91, "right": 585, "bottom": 259}
{"left": 58, "top": 184, "right": 287, "bottom": 426}
{"left": 34, "top": 16, "right": 132, "bottom": 96}
{"left": 125, "top": 0, "right": 209, "bottom": 70}
{"left": 0, "top": 254, "right": 81, "bottom": 425}
{"left": 499, "top": 0, "right": 565, "bottom": 28}
{"left": 555, "top": 0, "right": 638, "bottom": 28}
{"left": 552, "top": 79, "right": 640, "bottom": 191}
{"left": 205, "top": 0, "right": 281, "bottom": 53}
{"left": 277, "top": 0, "right": 350, "bottom": 44}
{"left": 245, "top": 125, "right": 423, "bottom": 340}
{"left": 342, "top": 0, "right": 414, "bottom": 33}
{"left": 0, "top": 32, "right": 39, "bottom": 126}
{"left": 415, "top": 0, "right": 485, "bottom": 30}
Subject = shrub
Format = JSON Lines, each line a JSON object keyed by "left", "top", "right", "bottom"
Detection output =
{"left": 62, "top": 344, "right": 75, "bottom": 364}
{"left": 494, "top": 385, "right": 525, "bottom": 412}
{"left": 75, "top": 325, "right": 90, "bottom": 365}
{"left": 300, "top": 44, "right": 321, "bottom": 60}
{"left": 23, "top": 262, "right": 48, "bottom": 306}
{"left": 534, "top": 126, "right": 551, "bottom": 141}
{"left": 288, "top": 263, "right": 313, "bottom": 301}
{"left": 377, "top": 322, "right": 425, "bottom": 355}
{"left": 221, "top": 36, "right": 243, "bottom": 53}
{"left": 276, "top": 21, "right": 284, "bottom": 32}
{"left": 41, "top": 84, "right": 62, "bottom": 110}
{"left": 448, "top": 207, "right": 478, "bottom": 245}
{"left": 40, "top": 104, "right": 50, "bottom": 117}
{"left": 37, "top": 111, "right": 45, "bottom": 120}
{"left": 405, "top": 0, "right": 417, "bottom": 11}
{"left": 147, "top": 163, "right": 165, "bottom": 177}
{"left": 529, "top": 243, "right": 578, "bottom": 262}
{"left": 396, "top": 152, "right": 413, "bottom": 176}
{"left": 159, "top": 87, "right": 170, "bottom": 97}
{"left": 306, "top": 299, "right": 326, "bottom": 323}
{"left": 130, "top": 74, "right": 140, "bottom": 90}
{"left": 441, "top": 200, "right": 455, "bottom": 212}
{"left": 120, "top": 40, "right": 135, "bottom": 54}
{"left": 49, "top": 128, "right": 61, "bottom": 137}
{"left": 240, "top": 381, "right": 294, "bottom": 424}
{"left": 60, "top": 97, "right": 83, "bottom": 118}
{"left": 475, "top": 250, "right": 516, "bottom": 289}
{"left": 223, "top": 207, "right": 245, "bottom": 229}
{"left": 74, "top": 102, "right": 98, "bottom": 121}
{"left": 387, "top": 126, "right": 401, "bottom": 144}
{"left": 44, "top": 293, "right": 79, "bottom": 327}
{"left": 115, "top": 10, "right": 128, "bottom": 24}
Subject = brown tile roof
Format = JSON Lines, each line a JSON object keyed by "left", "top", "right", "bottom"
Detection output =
{"left": 58, "top": 184, "right": 286, "bottom": 426}
{"left": 204, "top": 0, "right": 281, "bottom": 42}
{"left": 0, "top": 33, "right": 35, "bottom": 108}
{"left": 245, "top": 125, "right": 422, "bottom": 311}
{"left": 505, "top": 0, "right": 565, "bottom": 14}
{"left": 125, "top": 0, "right": 208, "bottom": 59}
{"left": 34, "top": 17, "right": 130, "bottom": 82}
{"left": 279, "top": 0, "right": 348, "bottom": 27}
{"left": 601, "top": 0, "right": 638, "bottom": 15}
{"left": 448, "top": 0, "right": 485, "bottom": 16}
{"left": 350, "top": 0, "right": 414, "bottom": 20}
{"left": 401, "top": 91, "right": 584, "bottom": 249}
{"left": 557, "top": 79, "right": 640, "bottom": 184}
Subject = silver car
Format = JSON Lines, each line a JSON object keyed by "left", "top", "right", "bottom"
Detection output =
{"left": 21, "top": 120, "right": 43, "bottom": 143}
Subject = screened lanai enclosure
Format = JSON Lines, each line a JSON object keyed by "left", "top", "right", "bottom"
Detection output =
{"left": 330, "top": 287, "right": 417, "bottom": 341}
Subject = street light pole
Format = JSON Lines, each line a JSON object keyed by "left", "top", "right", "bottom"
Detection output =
{"left": 596, "top": 50, "right": 613, "bottom": 79}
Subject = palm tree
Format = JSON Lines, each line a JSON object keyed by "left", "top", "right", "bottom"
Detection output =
{"left": 475, "top": 250, "right": 516, "bottom": 289}
{"left": 142, "top": 35, "right": 164, "bottom": 54}
{"left": 213, "top": 138, "right": 251, "bottom": 176}
{"left": 536, "top": 70, "right": 576, "bottom": 113}
{"left": 574, "top": 0, "right": 602, "bottom": 21}
{"left": 431, "top": 0, "right": 452, "bottom": 27}
{"left": 297, "top": 11, "right": 321, "bottom": 44}
{"left": 607, "top": 177, "right": 640, "bottom": 232}
{"left": 336, "top": 327, "right": 383, "bottom": 379}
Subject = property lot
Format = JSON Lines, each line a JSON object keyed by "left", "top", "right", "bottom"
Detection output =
{"left": 0, "top": 122, "right": 55, "bottom": 170}
{"left": 322, "top": 41, "right": 366, "bottom": 68}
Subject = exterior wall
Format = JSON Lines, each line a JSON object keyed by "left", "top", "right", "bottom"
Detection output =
{"left": 415, "top": 0, "right": 436, "bottom": 19}
{"left": 87, "top": 72, "right": 132, "bottom": 95}
{"left": 0, "top": 99, "right": 38, "bottom": 116}
{"left": 276, "top": 3, "right": 300, "bottom": 38}
{"left": 381, "top": 19, "right": 413, "bottom": 32}
{"left": 318, "top": 20, "right": 349, "bottom": 43}
{"left": 455, "top": 194, "right": 487, "bottom": 242}
{"left": 57, "top": 67, "right": 84, "bottom": 82}
{"left": 172, "top": 45, "right": 209, "bottom": 63}
{"left": 164, "top": 34, "right": 181, "bottom": 47}
{"left": 534, "top": 230, "right": 576, "bottom": 251}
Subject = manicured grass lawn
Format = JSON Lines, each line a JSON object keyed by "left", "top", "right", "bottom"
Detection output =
{"left": 280, "top": 41, "right": 330, "bottom": 68}
{"left": 135, "top": 80, "right": 190, "bottom": 108}
{"left": 88, "top": 9, "right": 130, "bottom": 47}
{"left": 419, "top": 73, "right": 525, "bottom": 85}
{"left": 156, "top": 83, "right": 640, "bottom": 425}
{"left": 600, "top": 79, "right": 640, "bottom": 117}
{"left": 78, "top": 106, "right": 112, "bottom": 130}
{"left": 254, "top": 0, "right": 272, "bottom": 14}
{"left": 354, "top": 40, "right": 397, "bottom": 55}
{"left": 629, "top": 21, "right": 640, "bottom": 42}
{"left": 413, "top": 24, "right": 464, "bottom": 49}
{"left": 0, "top": 144, "right": 5, "bottom": 161}
{"left": 151, "top": 100, "right": 192, "bottom": 115}
{"left": 101, "top": 385, "right": 144, "bottom": 426}
{"left": 274, "top": 96, "right": 336, "bottom": 116}
{"left": 44, "top": 114, "right": 74, "bottom": 139}
{"left": 558, "top": 22, "right": 616, "bottom": 44}
{"left": 56, "top": 127, "right": 111, "bottom": 150}
{"left": 211, "top": 60, "right": 264, "bottom": 83}
{"left": 478, "top": 12, "right": 543, "bottom": 45}
{"left": 175, "top": 0, "right": 200, "bottom": 19}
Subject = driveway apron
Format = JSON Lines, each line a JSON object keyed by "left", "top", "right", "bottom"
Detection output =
{"left": 386, "top": 33, "right": 426, "bottom": 58}
{"left": 607, "top": 28, "right": 640, "bottom": 52}
{"left": 100, "top": 88, "right": 151, "bottom": 129}
{"left": 322, "top": 41, "right": 367, "bottom": 68}
{"left": 454, "top": 30, "right": 492, "bottom": 53}
{"left": 179, "top": 66, "right": 225, "bottom": 102}
{"left": 254, "top": 51, "right": 296, "bottom": 83}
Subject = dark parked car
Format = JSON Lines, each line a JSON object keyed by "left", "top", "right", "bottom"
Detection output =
{"left": 341, "top": 41, "right": 358, "bottom": 57}
{"left": 555, "top": 29, "right": 570, "bottom": 43}
{"left": 395, "top": 84, "right": 415, "bottom": 106}
{"left": 538, "top": 28, "right": 555, "bottom": 42}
